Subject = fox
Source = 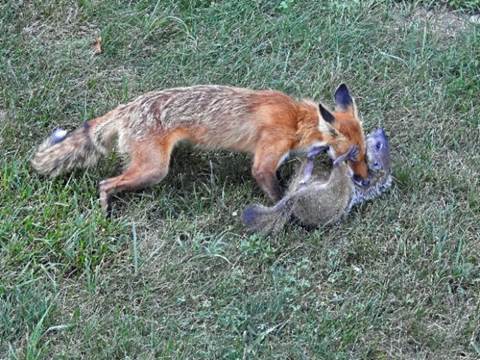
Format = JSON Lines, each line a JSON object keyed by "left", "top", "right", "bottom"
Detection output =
{"left": 31, "top": 84, "right": 368, "bottom": 212}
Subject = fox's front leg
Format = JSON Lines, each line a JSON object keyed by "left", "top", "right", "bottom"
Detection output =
{"left": 252, "top": 139, "right": 293, "bottom": 202}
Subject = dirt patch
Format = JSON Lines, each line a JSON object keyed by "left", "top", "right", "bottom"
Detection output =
{"left": 389, "top": 7, "right": 475, "bottom": 42}
{"left": 411, "top": 8, "right": 469, "bottom": 37}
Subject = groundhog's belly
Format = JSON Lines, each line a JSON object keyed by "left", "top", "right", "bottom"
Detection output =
{"left": 289, "top": 172, "right": 353, "bottom": 227}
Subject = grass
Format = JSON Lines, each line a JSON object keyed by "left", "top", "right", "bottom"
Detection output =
{"left": 1, "top": 0, "right": 479, "bottom": 358}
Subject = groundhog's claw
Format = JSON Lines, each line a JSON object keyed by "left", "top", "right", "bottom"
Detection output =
{"left": 307, "top": 145, "right": 329, "bottom": 160}
{"left": 333, "top": 145, "right": 359, "bottom": 167}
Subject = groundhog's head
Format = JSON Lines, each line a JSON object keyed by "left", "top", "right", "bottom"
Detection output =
{"left": 365, "top": 128, "right": 391, "bottom": 177}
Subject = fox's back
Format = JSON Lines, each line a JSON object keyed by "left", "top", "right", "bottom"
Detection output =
{"left": 129, "top": 86, "right": 253, "bottom": 124}
{"left": 118, "top": 85, "right": 285, "bottom": 150}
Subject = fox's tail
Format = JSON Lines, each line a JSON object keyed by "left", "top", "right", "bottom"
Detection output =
{"left": 31, "top": 113, "right": 117, "bottom": 177}
{"left": 242, "top": 195, "right": 296, "bottom": 234}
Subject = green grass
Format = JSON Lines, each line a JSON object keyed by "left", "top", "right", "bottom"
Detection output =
{"left": 1, "top": 0, "right": 479, "bottom": 358}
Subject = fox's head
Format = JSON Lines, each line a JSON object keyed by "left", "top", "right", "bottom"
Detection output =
{"left": 318, "top": 84, "right": 369, "bottom": 186}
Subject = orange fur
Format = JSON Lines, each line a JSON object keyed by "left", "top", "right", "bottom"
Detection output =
{"left": 31, "top": 85, "right": 367, "bottom": 211}
{"left": 333, "top": 110, "right": 368, "bottom": 179}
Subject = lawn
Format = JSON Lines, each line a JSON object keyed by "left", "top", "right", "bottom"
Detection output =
{"left": 1, "top": 0, "right": 479, "bottom": 358}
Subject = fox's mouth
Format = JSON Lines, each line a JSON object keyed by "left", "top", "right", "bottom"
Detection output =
{"left": 352, "top": 174, "right": 370, "bottom": 188}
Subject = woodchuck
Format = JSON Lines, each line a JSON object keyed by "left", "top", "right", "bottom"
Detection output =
{"left": 242, "top": 128, "right": 392, "bottom": 233}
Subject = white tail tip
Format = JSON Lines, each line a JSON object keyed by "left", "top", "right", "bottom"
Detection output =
{"left": 51, "top": 128, "right": 67, "bottom": 144}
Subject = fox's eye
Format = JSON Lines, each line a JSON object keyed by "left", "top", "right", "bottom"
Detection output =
{"left": 376, "top": 142, "right": 382, "bottom": 150}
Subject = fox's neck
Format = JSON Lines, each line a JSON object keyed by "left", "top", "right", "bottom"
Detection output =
{"left": 294, "top": 100, "right": 333, "bottom": 150}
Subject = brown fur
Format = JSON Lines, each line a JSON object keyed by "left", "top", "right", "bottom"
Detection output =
{"left": 31, "top": 85, "right": 367, "bottom": 211}
{"left": 242, "top": 162, "right": 353, "bottom": 234}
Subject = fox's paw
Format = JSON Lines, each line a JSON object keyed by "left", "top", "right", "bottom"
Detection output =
{"left": 98, "top": 180, "right": 112, "bottom": 215}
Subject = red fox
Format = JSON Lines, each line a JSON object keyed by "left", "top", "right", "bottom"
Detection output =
{"left": 31, "top": 84, "right": 368, "bottom": 212}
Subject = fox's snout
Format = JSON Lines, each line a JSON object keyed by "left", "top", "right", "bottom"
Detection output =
{"left": 350, "top": 156, "right": 369, "bottom": 181}
{"left": 353, "top": 174, "right": 370, "bottom": 187}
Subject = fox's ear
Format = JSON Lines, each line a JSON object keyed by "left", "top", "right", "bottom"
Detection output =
{"left": 318, "top": 103, "right": 335, "bottom": 124}
{"left": 334, "top": 83, "right": 355, "bottom": 113}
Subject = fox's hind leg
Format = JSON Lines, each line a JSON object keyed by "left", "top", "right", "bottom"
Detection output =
{"left": 98, "top": 131, "right": 181, "bottom": 213}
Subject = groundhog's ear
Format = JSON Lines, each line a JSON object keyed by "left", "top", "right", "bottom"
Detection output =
{"left": 319, "top": 103, "right": 335, "bottom": 124}
{"left": 334, "top": 83, "right": 355, "bottom": 113}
